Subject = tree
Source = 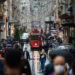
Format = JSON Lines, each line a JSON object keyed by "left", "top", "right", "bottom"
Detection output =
{"left": 19, "top": 27, "right": 26, "bottom": 36}
{"left": 13, "top": 28, "right": 20, "bottom": 41}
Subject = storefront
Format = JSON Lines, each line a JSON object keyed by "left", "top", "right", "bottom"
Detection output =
{"left": 62, "top": 23, "right": 75, "bottom": 43}
{"left": 59, "top": 3, "right": 74, "bottom": 43}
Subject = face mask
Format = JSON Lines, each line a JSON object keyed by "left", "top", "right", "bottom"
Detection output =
{"left": 54, "top": 65, "right": 65, "bottom": 74}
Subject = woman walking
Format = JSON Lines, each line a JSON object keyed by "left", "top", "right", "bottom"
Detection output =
{"left": 40, "top": 49, "right": 46, "bottom": 72}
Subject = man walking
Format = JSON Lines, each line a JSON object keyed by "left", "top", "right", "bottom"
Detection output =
{"left": 24, "top": 48, "right": 30, "bottom": 60}
{"left": 49, "top": 56, "right": 69, "bottom": 75}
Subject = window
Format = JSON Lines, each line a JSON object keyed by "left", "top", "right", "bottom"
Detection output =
{"left": 22, "top": 7, "right": 25, "bottom": 10}
{"left": 31, "top": 35, "right": 41, "bottom": 40}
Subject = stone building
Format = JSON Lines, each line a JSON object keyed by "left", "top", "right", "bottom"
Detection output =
{"left": 0, "top": 0, "right": 7, "bottom": 39}
{"left": 12, "top": 0, "right": 31, "bottom": 32}
{"left": 30, "top": 0, "right": 52, "bottom": 31}
{"left": 58, "top": 0, "right": 74, "bottom": 43}
{"left": 47, "top": 0, "right": 75, "bottom": 43}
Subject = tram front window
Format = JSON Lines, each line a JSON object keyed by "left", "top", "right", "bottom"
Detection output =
{"left": 31, "top": 35, "right": 41, "bottom": 40}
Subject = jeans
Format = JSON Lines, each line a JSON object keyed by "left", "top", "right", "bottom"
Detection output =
{"left": 40, "top": 59, "right": 46, "bottom": 71}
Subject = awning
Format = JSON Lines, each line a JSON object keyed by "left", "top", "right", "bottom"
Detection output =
{"left": 62, "top": 23, "right": 75, "bottom": 27}
{"left": 45, "top": 21, "right": 53, "bottom": 24}
{"left": 60, "top": 5, "right": 73, "bottom": 19}
{"left": 59, "top": 14, "right": 74, "bottom": 19}
{"left": 59, "top": 14, "right": 69, "bottom": 19}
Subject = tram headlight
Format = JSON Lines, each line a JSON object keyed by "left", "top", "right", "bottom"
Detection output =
{"left": 35, "top": 43, "right": 37, "bottom": 46}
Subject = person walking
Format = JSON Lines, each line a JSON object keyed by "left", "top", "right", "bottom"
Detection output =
{"left": 44, "top": 51, "right": 56, "bottom": 75}
{"left": 24, "top": 48, "right": 30, "bottom": 61}
{"left": 0, "top": 44, "right": 2, "bottom": 50}
{"left": 48, "top": 45, "right": 53, "bottom": 57}
{"left": 21, "top": 59, "right": 31, "bottom": 75}
{"left": 49, "top": 56, "right": 69, "bottom": 75}
{"left": 40, "top": 49, "right": 46, "bottom": 72}
{"left": 4, "top": 48, "right": 24, "bottom": 75}
{"left": 0, "top": 52, "right": 4, "bottom": 75}
{"left": 69, "top": 59, "right": 75, "bottom": 75}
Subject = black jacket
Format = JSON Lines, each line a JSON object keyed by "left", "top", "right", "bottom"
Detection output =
{"left": 24, "top": 51, "right": 30, "bottom": 60}
{"left": 44, "top": 62, "right": 54, "bottom": 75}
{"left": 40, "top": 53, "right": 46, "bottom": 60}
{"left": 21, "top": 59, "right": 31, "bottom": 75}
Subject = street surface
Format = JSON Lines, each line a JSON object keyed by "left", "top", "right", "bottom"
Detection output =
{"left": 26, "top": 44, "right": 49, "bottom": 75}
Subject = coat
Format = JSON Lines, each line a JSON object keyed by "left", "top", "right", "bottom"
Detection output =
{"left": 21, "top": 59, "right": 31, "bottom": 75}
{"left": 44, "top": 62, "right": 54, "bottom": 75}
{"left": 24, "top": 51, "right": 30, "bottom": 60}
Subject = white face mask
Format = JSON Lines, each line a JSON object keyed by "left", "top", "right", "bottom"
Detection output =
{"left": 54, "top": 65, "right": 65, "bottom": 74}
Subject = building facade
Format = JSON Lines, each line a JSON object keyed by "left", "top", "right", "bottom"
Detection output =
{"left": 12, "top": 0, "right": 31, "bottom": 32}
{"left": 59, "top": 0, "right": 74, "bottom": 43}
{"left": 30, "top": 0, "right": 52, "bottom": 32}
{"left": 47, "top": 0, "right": 75, "bottom": 43}
{"left": 0, "top": 0, "right": 8, "bottom": 40}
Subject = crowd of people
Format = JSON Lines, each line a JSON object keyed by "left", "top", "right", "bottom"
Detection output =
{"left": 39, "top": 48, "right": 75, "bottom": 75}
{"left": 0, "top": 38, "right": 75, "bottom": 75}
{"left": 0, "top": 48, "right": 32, "bottom": 75}
{"left": 0, "top": 39, "right": 32, "bottom": 75}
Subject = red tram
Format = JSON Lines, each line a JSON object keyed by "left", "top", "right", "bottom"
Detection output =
{"left": 30, "top": 29, "right": 41, "bottom": 50}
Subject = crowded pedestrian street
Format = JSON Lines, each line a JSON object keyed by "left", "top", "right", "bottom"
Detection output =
{"left": 0, "top": 0, "right": 75, "bottom": 75}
